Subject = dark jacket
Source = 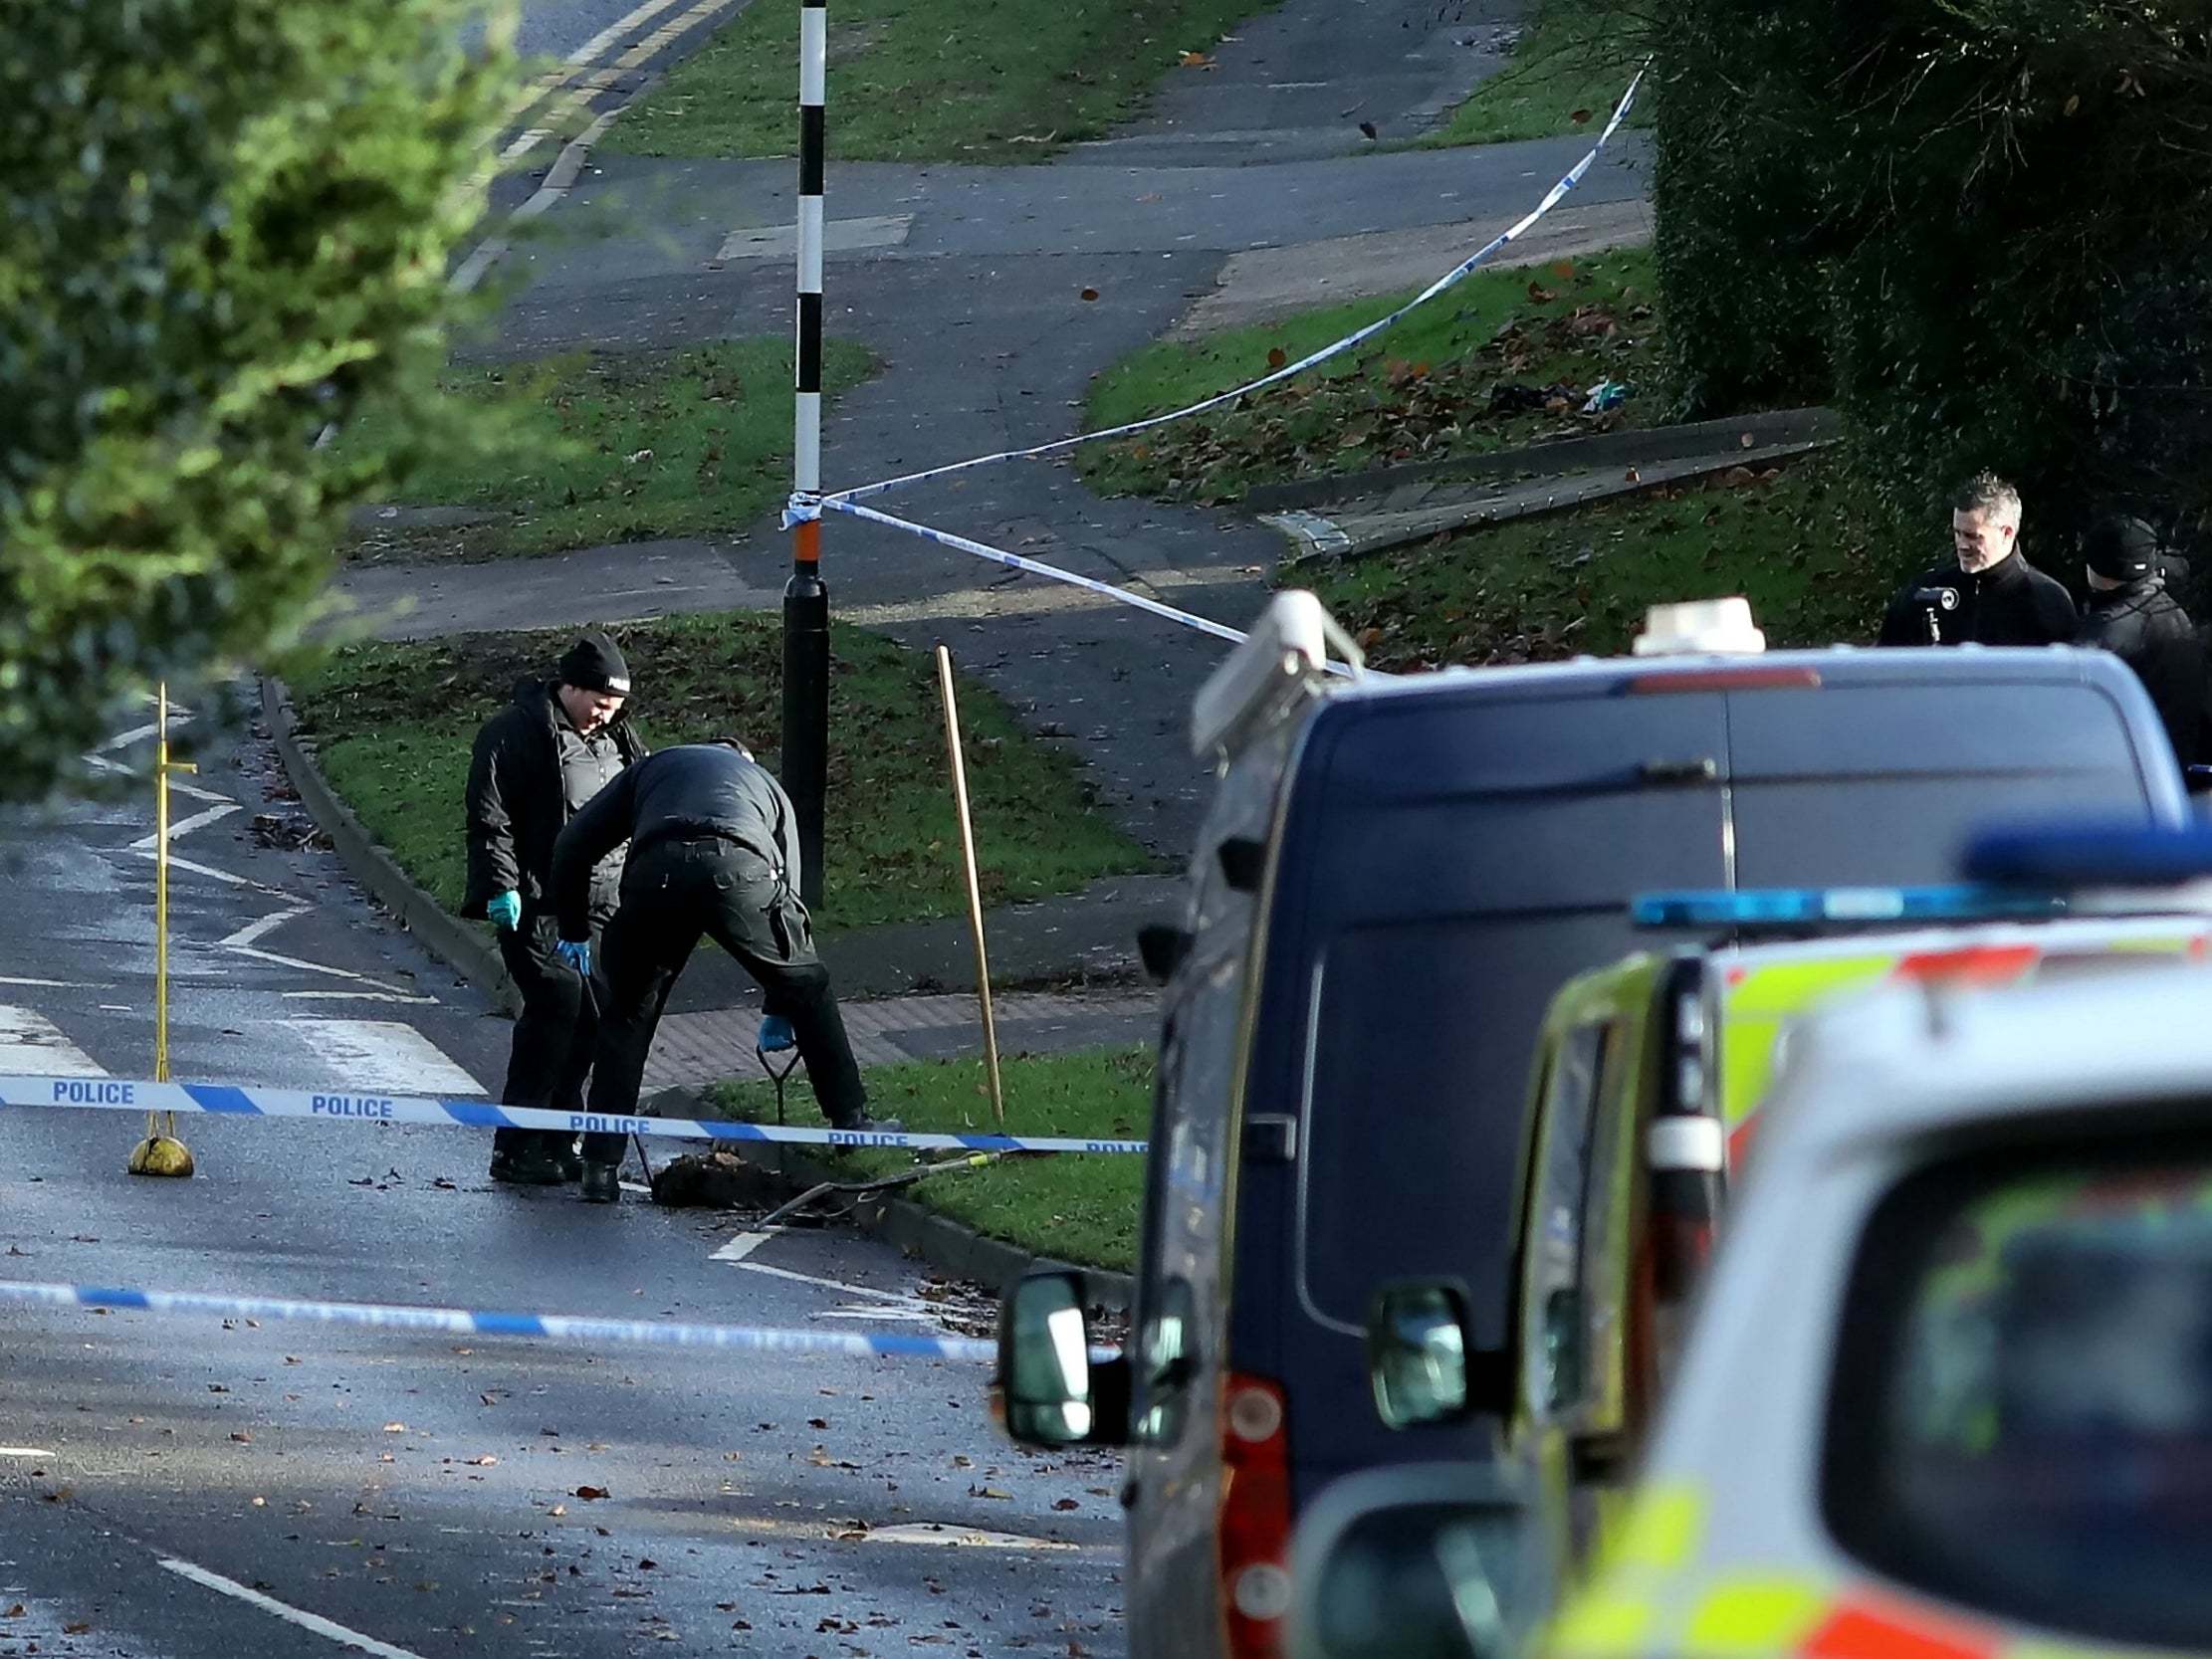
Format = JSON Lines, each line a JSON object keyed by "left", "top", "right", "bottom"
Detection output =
{"left": 2077, "top": 576, "right": 2206, "bottom": 767}
{"left": 463, "top": 679, "right": 647, "bottom": 918}
{"left": 550, "top": 744, "right": 798, "bottom": 942}
{"left": 1878, "top": 551, "right": 2078, "bottom": 647}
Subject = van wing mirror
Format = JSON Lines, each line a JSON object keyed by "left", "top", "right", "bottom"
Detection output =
{"left": 1368, "top": 1282, "right": 1511, "bottom": 1428}
{"left": 995, "top": 1270, "right": 1128, "bottom": 1447}
{"left": 1291, "top": 1462, "right": 1553, "bottom": 1659}
{"left": 1137, "top": 923, "right": 1194, "bottom": 984}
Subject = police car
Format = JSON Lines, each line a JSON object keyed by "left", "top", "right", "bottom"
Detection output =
{"left": 1541, "top": 830, "right": 2212, "bottom": 1659}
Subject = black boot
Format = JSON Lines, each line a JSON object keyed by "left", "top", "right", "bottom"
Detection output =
{"left": 579, "top": 1163, "right": 620, "bottom": 1204}
{"left": 829, "top": 1115, "right": 904, "bottom": 1136}
{"left": 490, "top": 1145, "right": 565, "bottom": 1185}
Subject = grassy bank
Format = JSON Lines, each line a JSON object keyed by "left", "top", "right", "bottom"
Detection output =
{"left": 1081, "top": 246, "right": 1658, "bottom": 505}
{"left": 347, "top": 340, "right": 874, "bottom": 560}
{"left": 288, "top": 614, "right": 1156, "bottom": 931}
{"left": 610, "top": 0, "right": 1273, "bottom": 163}
{"left": 1306, "top": 460, "right": 1908, "bottom": 672}
{"left": 711, "top": 1047, "right": 1153, "bottom": 1272}
{"left": 1418, "top": 8, "right": 1650, "bottom": 148}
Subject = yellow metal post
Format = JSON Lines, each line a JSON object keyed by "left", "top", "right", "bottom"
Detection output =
{"left": 129, "top": 684, "right": 195, "bottom": 1178}
{"left": 933, "top": 647, "right": 1004, "bottom": 1127}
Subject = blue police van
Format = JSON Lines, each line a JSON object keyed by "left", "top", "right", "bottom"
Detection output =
{"left": 995, "top": 593, "right": 2190, "bottom": 1659}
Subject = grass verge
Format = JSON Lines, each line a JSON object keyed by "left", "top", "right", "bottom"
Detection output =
{"left": 1416, "top": 7, "right": 1650, "bottom": 148}
{"left": 1081, "top": 246, "right": 1658, "bottom": 505}
{"left": 346, "top": 340, "right": 875, "bottom": 560}
{"left": 709, "top": 1048, "right": 1153, "bottom": 1272}
{"left": 608, "top": 0, "right": 1270, "bottom": 163}
{"left": 1305, "top": 460, "right": 1908, "bottom": 672}
{"left": 288, "top": 614, "right": 1157, "bottom": 931}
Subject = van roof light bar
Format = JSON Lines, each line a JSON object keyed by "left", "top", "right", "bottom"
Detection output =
{"left": 1190, "top": 590, "right": 1363, "bottom": 761}
{"left": 1965, "top": 822, "right": 2212, "bottom": 889}
{"left": 1632, "top": 885, "right": 2068, "bottom": 932}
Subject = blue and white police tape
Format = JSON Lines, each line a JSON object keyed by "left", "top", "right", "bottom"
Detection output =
{"left": 786, "top": 497, "right": 1356, "bottom": 674}
{"left": 0, "top": 1278, "right": 1012, "bottom": 1361}
{"left": 3, "top": 1075, "right": 1147, "bottom": 1155}
{"left": 809, "top": 65, "right": 1645, "bottom": 511}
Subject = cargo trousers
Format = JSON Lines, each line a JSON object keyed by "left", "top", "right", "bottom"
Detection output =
{"left": 578, "top": 835, "right": 868, "bottom": 1166}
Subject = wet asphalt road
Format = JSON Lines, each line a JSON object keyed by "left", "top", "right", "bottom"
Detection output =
{"left": 0, "top": 698, "right": 1122, "bottom": 1658}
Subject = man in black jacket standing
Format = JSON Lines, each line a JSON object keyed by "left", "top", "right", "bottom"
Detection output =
{"left": 550, "top": 740, "right": 894, "bottom": 1204}
{"left": 1878, "top": 473, "right": 2077, "bottom": 647}
{"left": 464, "top": 631, "right": 646, "bottom": 1185}
{"left": 2076, "top": 515, "right": 2205, "bottom": 767}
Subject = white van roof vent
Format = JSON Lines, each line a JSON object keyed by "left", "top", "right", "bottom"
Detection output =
{"left": 1633, "top": 597, "right": 1767, "bottom": 657}
{"left": 1191, "top": 590, "right": 1362, "bottom": 761}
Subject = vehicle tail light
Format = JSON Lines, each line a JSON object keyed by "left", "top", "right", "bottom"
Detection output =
{"left": 1218, "top": 1373, "right": 1291, "bottom": 1659}
{"left": 1627, "top": 667, "right": 1822, "bottom": 694}
{"left": 1892, "top": 943, "right": 2041, "bottom": 985}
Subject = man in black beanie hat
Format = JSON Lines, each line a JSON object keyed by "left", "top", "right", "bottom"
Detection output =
{"left": 464, "top": 629, "right": 647, "bottom": 1184}
{"left": 2077, "top": 516, "right": 2205, "bottom": 767}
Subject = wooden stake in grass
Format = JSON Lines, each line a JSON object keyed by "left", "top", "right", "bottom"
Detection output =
{"left": 934, "top": 646, "right": 1004, "bottom": 1127}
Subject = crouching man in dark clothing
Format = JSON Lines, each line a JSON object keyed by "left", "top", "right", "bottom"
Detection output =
{"left": 463, "top": 632, "right": 646, "bottom": 1185}
{"left": 2077, "top": 516, "right": 2206, "bottom": 767}
{"left": 550, "top": 740, "right": 896, "bottom": 1204}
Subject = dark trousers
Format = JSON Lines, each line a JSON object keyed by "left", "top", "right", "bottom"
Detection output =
{"left": 580, "top": 838, "right": 866, "bottom": 1165}
{"left": 493, "top": 913, "right": 606, "bottom": 1163}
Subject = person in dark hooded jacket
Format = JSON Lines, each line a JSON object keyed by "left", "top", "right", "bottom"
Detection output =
{"left": 463, "top": 631, "right": 646, "bottom": 1184}
{"left": 2075, "top": 516, "right": 2205, "bottom": 768}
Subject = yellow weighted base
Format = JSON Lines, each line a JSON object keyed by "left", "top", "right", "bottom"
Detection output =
{"left": 126, "top": 1137, "right": 196, "bottom": 1178}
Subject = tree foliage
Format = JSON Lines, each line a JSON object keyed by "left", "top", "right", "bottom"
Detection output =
{"left": 1567, "top": 0, "right": 2212, "bottom": 550}
{"left": 0, "top": 0, "right": 517, "bottom": 794}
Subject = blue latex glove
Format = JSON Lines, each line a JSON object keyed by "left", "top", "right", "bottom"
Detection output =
{"left": 554, "top": 938, "right": 591, "bottom": 977}
{"left": 758, "top": 1014, "right": 796, "bottom": 1053}
{"left": 486, "top": 891, "right": 523, "bottom": 932}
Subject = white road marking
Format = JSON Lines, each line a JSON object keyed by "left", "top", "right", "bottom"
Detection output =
{"left": 0, "top": 1007, "right": 106, "bottom": 1078}
{"left": 817, "top": 1305, "right": 938, "bottom": 1324}
{"left": 229, "top": 945, "right": 415, "bottom": 994}
{"left": 85, "top": 752, "right": 230, "bottom": 805}
{"left": 0, "top": 1448, "right": 54, "bottom": 1459}
{"left": 126, "top": 801, "right": 240, "bottom": 850}
{"left": 709, "top": 1231, "right": 773, "bottom": 1263}
{"left": 863, "top": 1525, "right": 1080, "bottom": 1552}
{"left": 717, "top": 213, "right": 914, "bottom": 262}
{"left": 723, "top": 1255, "right": 927, "bottom": 1309}
{"left": 281, "top": 1020, "right": 482, "bottom": 1094}
{"left": 0, "top": 978, "right": 98, "bottom": 990}
{"left": 281, "top": 990, "right": 441, "bottom": 1006}
{"left": 219, "top": 907, "right": 310, "bottom": 949}
{"left": 124, "top": 846, "right": 288, "bottom": 895}
{"left": 158, "top": 1556, "right": 429, "bottom": 1659}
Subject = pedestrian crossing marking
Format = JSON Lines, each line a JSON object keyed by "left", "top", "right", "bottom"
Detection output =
{"left": 280, "top": 1020, "right": 483, "bottom": 1095}
{"left": 0, "top": 1006, "right": 106, "bottom": 1079}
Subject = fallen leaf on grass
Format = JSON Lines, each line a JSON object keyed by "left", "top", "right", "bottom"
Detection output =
{"left": 575, "top": 1485, "right": 609, "bottom": 1501}
{"left": 1052, "top": 1498, "right": 1080, "bottom": 1511}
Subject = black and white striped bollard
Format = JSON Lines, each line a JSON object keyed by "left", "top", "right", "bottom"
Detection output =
{"left": 782, "top": 0, "right": 829, "bottom": 907}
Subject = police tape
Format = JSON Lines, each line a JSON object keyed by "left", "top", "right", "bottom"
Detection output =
{"left": 809, "top": 65, "right": 1646, "bottom": 512}
{"left": 0, "top": 1277, "right": 1008, "bottom": 1361}
{"left": 3, "top": 1075, "right": 1148, "bottom": 1155}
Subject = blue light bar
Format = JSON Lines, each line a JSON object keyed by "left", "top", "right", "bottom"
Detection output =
{"left": 1632, "top": 885, "right": 2068, "bottom": 931}
{"left": 1965, "top": 822, "right": 2212, "bottom": 889}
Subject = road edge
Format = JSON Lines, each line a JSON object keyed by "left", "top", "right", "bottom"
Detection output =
{"left": 261, "top": 676, "right": 525, "bottom": 1017}
{"left": 651, "top": 1088, "right": 1135, "bottom": 1311}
